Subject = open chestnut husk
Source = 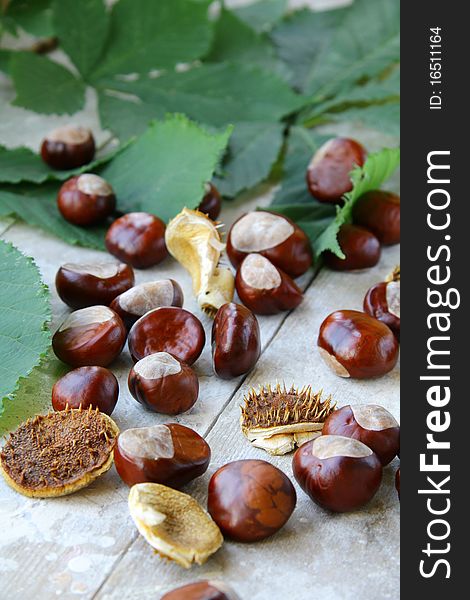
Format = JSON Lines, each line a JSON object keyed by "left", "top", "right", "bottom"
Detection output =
{"left": 114, "top": 423, "right": 210, "bottom": 488}
{"left": 212, "top": 302, "right": 261, "bottom": 379}
{"left": 324, "top": 224, "right": 381, "bottom": 271}
{"left": 57, "top": 174, "right": 116, "bottom": 226}
{"left": 128, "top": 352, "right": 199, "bottom": 414}
{"left": 52, "top": 306, "right": 127, "bottom": 367}
{"left": 227, "top": 211, "right": 312, "bottom": 278}
{"left": 364, "top": 278, "right": 400, "bottom": 341}
{"left": 128, "top": 307, "right": 205, "bottom": 365}
{"left": 353, "top": 190, "right": 400, "bottom": 245}
{"left": 293, "top": 435, "right": 382, "bottom": 512}
{"left": 52, "top": 366, "right": 119, "bottom": 415}
{"left": 235, "top": 253, "right": 303, "bottom": 315}
{"left": 198, "top": 183, "right": 222, "bottom": 221}
{"left": 162, "top": 581, "right": 240, "bottom": 600}
{"left": 40, "top": 125, "right": 95, "bottom": 170}
{"left": 208, "top": 459, "right": 296, "bottom": 542}
{"left": 110, "top": 279, "right": 183, "bottom": 329}
{"left": 318, "top": 310, "right": 399, "bottom": 379}
{"left": 306, "top": 137, "right": 367, "bottom": 203}
{"left": 322, "top": 404, "right": 400, "bottom": 466}
{"left": 56, "top": 262, "right": 134, "bottom": 309}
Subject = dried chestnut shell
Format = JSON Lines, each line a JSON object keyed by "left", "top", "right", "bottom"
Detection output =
{"left": 40, "top": 125, "right": 95, "bottom": 170}
{"left": 227, "top": 211, "right": 312, "bottom": 278}
{"left": 324, "top": 224, "right": 381, "bottom": 271}
{"left": 208, "top": 459, "right": 296, "bottom": 542}
{"left": 198, "top": 183, "right": 222, "bottom": 221}
{"left": 235, "top": 253, "right": 303, "bottom": 315}
{"left": 293, "top": 435, "right": 382, "bottom": 512}
{"left": 52, "top": 366, "right": 119, "bottom": 415}
{"left": 105, "top": 212, "right": 168, "bottom": 268}
{"left": 114, "top": 423, "right": 210, "bottom": 488}
{"left": 110, "top": 279, "right": 183, "bottom": 330}
{"left": 322, "top": 404, "right": 400, "bottom": 466}
{"left": 128, "top": 307, "right": 205, "bottom": 365}
{"left": 52, "top": 306, "right": 127, "bottom": 367}
{"left": 55, "top": 262, "right": 134, "bottom": 309}
{"left": 128, "top": 352, "right": 199, "bottom": 414}
{"left": 306, "top": 137, "right": 367, "bottom": 203}
{"left": 162, "top": 581, "right": 240, "bottom": 600}
{"left": 318, "top": 310, "right": 399, "bottom": 379}
{"left": 352, "top": 190, "right": 400, "bottom": 245}
{"left": 212, "top": 302, "right": 261, "bottom": 379}
{"left": 57, "top": 174, "right": 116, "bottom": 226}
{"left": 364, "top": 279, "right": 400, "bottom": 340}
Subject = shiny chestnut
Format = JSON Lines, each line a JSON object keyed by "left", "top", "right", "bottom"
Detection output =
{"left": 364, "top": 279, "right": 400, "bottom": 340}
{"left": 105, "top": 212, "right": 168, "bottom": 268}
{"left": 318, "top": 310, "right": 399, "bottom": 379}
{"left": 353, "top": 190, "right": 400, "bottom": 245}
{"left": 227, "top": 210, "right": 312, "bottom": 278}
{"left": 208, "top": 459, "right": 296, "bottom": 542}
{"left": 306, "top": 137, "right": 367, "bottom": 203}
{"left": 55, "top": 262, "right": 134, "bottom": 309}
{"left": 51, "top": 366, "right": 118, "bottom": 414}
{"left": 198, "top": 183, "right": 222, "bottom": 221}
{"left": 40, "top": 125, "right": 95, "bottom": 170}
{"left": 293, "top": 435, "right": 382, "bottom": 512}
{"left": 395, "top": 467, "right": 400, "bottom": 499}
{"left": 212, "top": 302, "right": 261, "bottom": 379}
{"left": 128, "top": 352, "right": 199, "bottom": 414}
{"left": 235, "top": 253, "right": 303, "bottom": 315}
{"left": 57, "top": 174, "right": 116, "bottom": 226}
{"left": 128, "top": 307, "right": 205, "bottom": 365}
{"left": 52, "top": 306, "right": 127, "bottom": 367}
{"left": 114, "top": 423, "right": 210, "bottom": 488}
{"left": 324, "top": 224, "right": 381, "bottom": 271}
{"left": 162, "top": 581, "right": 240, "bottom": 600}
{"left": 322, "top": 404, "right": 400, "bottom": 466}
{"left": 110, "top": 279, "right": 183, "bottom": 329}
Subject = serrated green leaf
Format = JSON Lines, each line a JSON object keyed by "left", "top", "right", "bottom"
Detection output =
{"left": 0, "top": 241, "right": 51, "bottom": 415}
{"left": 214, "top": 121, "right": 284, "bottom": 198}
{"left": 10, "top": 52, "right": 86, "bottom": 114}
{"left": 325, "top": 102, "right": 400, "bottom": 137}
{"left": 99, "top": 114, "right": 232, "bottom": 222}
{"left": 234, "top": 0, "right": 288, "bottom": 32}
{"left": 0, "top": 49, "right": 11, "bottom": 74}
{"left": 53, "top": 0, "right": 108, "bottom": 78}
{"left": 91, "top": 0, "right": 213, "bottom": 79}
{"left": 6, "top": 0, "right": 54, "bottom": 38}
{"left": 0, "top": 185, "right": 106, "bottom": 250}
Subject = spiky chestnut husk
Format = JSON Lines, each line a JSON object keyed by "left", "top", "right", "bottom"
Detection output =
{"left": 240, "top": 383, "right": 336, "bottom": 455}
{"left": 0, "top": 407, "right": 119, "bottom": 498}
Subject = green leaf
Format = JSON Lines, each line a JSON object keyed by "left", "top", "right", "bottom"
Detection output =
{"left": 0, "top": 185, "right": 106, "bottom": 250}
{"left": 99, "top": 114, "right": 232, "bottom": 222}
{"left": 234, "top": 0, "right": 288, "bottom": 32}
{"left": 53, "top": 0, "right": 108, "bottom": 78}
{"left": 4, "top": 0, "right": 54, "bottom": 38}
{"left": 0, "top": 49, "right": 11, "bottom": 74}
{"left": 91, "top": 0, "right": 213, "bottom": 78}
{"left": 214, "top": 121, "right": 284, "bottom": 198}
{"left": 324, "top": 101, "right": 400, "bottom": 137}
{"left": 0, "top": 241, "right": 51, "bottom": 415}
{"left": 10, "top": 52, "right": 86, "bottom": 114}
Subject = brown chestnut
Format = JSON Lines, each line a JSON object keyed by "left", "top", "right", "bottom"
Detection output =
{"left": 128, "top": 352, "right": 199, "bottom": 414}
{"left": 293, "top": 435, "right": 382, "bottom": 512}
{"left": 212, "top": 302, "right": 261, "bottom": 379}
{"left": 114, "top": 423, "right": 210, "bottom": 488}
{"left": 110, "top": 279, "right": 183, "bottom": 329}
{"left": 235, "top": 253, "right": 303, "bottom": 315}
{"left": 52, "top": 306, "right": 127, "bottom": 367}
{"left": 306, "top": 137, "right": 367, "bottom": 203}
{"left": 353, "top": 190, "right": 400, "bottom": 245}
{"left": 57, "top": 174, "right": 116, "bottom": 226}
{"left": 55, "top": 262, "right": 134, "bottom": 309}
{"left": 364, "top": 279, "right": 400, "bottom": 340}
{"left": 161, "top": 581, "right": 240, "bottom": 600}
{"left": 322, "top": 404, "right": 400, "bottom": 466}
{"left": 227, "top": 210, "right": 312, "bottom": 278}
{"left": 198, "top": 183, "right": 222, "bottom": 221}
{"left": 51, "top": 366, "right": 118, "bottom": 415}
{"left": 128, "top": 307, "right": 205, "bottom": 365}
{"left": 395, "top": 467, "right": 400, "bottom": 499}
{"left": 41, "top": 125, "right": 95, "bottom": 170}
{"left": 324, "top": 224, "right": 381, "bottom": 271}
{"left": 318, "top": 310, "right": 399, "bottom": 379}
{"left": 105, "top": 212, "right": 168, "bottom": 268}
{"left": 207, "top": 459, "right": 296, "bottom": 543}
